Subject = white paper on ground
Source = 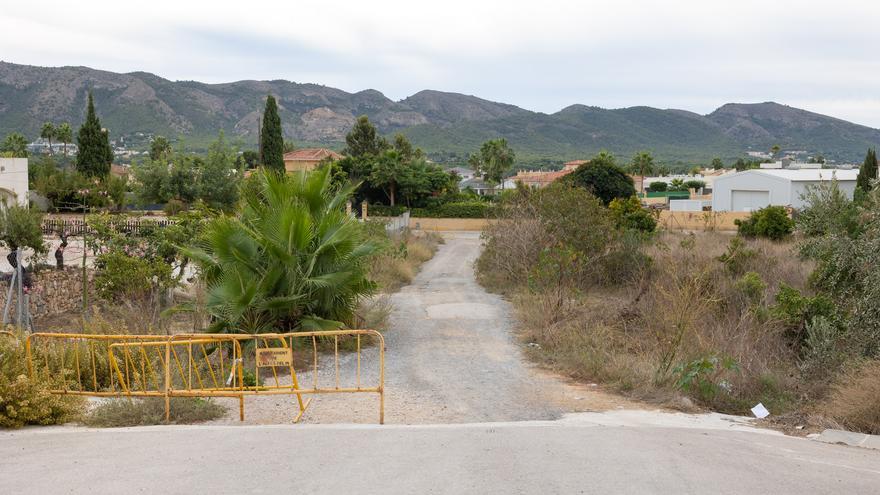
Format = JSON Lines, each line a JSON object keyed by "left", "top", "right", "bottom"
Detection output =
{"left": 751, "top": 403, "right": 770, "bottom": 419}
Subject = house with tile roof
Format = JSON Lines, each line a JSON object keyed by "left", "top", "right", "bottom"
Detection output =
{"left": 282, "top": 148, "right": 343, "bottom": 173}
{"left": 511, "top": 159, "right": 588, "bottom": 188}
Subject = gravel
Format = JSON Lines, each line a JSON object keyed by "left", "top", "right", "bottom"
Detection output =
{"left": 211, "top": 232, "right": 640, "bottom": 425}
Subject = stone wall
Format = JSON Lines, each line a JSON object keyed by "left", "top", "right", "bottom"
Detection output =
{"left": 0, "top": 267, "right": 97, "bottom": 319}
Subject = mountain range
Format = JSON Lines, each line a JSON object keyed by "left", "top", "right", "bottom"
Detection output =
{"left": 2, "top": 61, "right": 879, "bottom": 165}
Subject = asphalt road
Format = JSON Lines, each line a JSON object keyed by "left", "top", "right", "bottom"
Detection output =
{"left": 2, "top": 414, "right": 878, "bottom": 494}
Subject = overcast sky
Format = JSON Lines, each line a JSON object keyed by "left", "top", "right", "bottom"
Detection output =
{"left": 4, "top": 1, "right": 880, "bottom": 126}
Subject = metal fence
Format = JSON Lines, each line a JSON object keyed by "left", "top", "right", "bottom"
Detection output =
{"left": 41, "top": 218, "right": 176, "bottom": 236}
{"left": 24, "top": 329, "right": 385, "bottom": 424}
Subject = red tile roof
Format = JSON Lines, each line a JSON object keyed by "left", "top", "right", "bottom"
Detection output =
{"left": 283, "top": 148, "right": 343, "bottom": 161}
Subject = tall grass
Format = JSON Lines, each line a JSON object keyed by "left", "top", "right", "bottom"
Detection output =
{"left": 502, "top": 231, "right": 815, "bottom": 415}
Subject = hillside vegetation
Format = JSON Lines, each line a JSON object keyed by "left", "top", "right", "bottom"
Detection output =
{"left": 3, "top": 62, "right": 880, "bottom": 164}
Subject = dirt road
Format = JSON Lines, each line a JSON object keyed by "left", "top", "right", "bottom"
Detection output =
{"left": 217, "top": 232, "right": 637, "bottom": 424}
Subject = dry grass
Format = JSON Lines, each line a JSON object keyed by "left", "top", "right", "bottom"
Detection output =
{"left": 83, "top": 397, "right": 226, "bottom": 427}
{"left": 820, "top": 360, "right": 880, "bottom": 434}
{"left": 368, "top": 229, "right": 442, "bottom": 292}
{"left": 507, "top": 231, "right": 813, "bottom": 415}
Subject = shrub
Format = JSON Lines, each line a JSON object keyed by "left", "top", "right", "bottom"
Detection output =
{"left": 163, "top": 198, "right": 187, "bottom": 216}
{"left": 83, "top": 397, "right": 225, "bottom": 427}
{"left": 735, "top": 206, "right": 794, "bottom": 240}
{"left": 821, "top": 360, "right": 880, "bottom": 434}
{"left": 563, "top": 152, "right": 635, "bottom": 205}
{"left": 673, "top": 354, "right": 739, "bottom": 404}
{"left": 717, "top": 237, "right": 756, "bottom": 275}
{"left": 0, "top": 204, "right": 46, "bottom": 256}
{"left": 735, "top": 271, "right": 766, "bottom": 305}
{"left": 188, "top": 167, "right": 378, "bottom": 333}
{"left": 772, "top": 284, "right": 836, "bottom": 340}
{"left": 0, "top": 333, "right": 84, "bottom": 428}
{"left": 684, "top": 180, "right": 706, "bottom": 191}
{"left": 478, "top": 182, "right": 646, "bottom": 292}
{"left": 93, "top": 249, "right": 174, "bottom": 304}
{"left": 647, "top": 181, "right": 667, "bottom": 192}
{"left": 609, "top": 196, "right": 656, "bottom": 233}
{"left": 367, "top": 204, "right": 408, "bottom": 217}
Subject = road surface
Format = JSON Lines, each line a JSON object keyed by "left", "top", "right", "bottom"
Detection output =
{"left": 216, "top": 232, "right": 636, "bottom": 424}
{"left": 2, "top": 413, "right": 879, "bottom": 494}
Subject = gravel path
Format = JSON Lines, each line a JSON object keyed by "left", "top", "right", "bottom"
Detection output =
{"left": 212, "top": 232, "right": 639, "bottom": 425}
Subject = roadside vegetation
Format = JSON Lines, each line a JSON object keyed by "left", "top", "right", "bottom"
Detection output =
{"left": 83, "top": 398, "right": 225, "bottom": 427}
{"left": 478, "top": 165, "right": 880, "bottom": 434}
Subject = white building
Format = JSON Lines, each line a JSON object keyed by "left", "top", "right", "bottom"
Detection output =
{"left": 712, "top": 168, "right": 859, "bottom": 212}
{"left": 0, "top": 158, "right": 29, "bottom": 206}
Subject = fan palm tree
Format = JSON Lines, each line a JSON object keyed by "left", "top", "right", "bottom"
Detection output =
{"left": 41, "top": 122, "right": 56, "bottom": 154}
{"left": 186, "top": 166, "right": 377, "bottom": 334}
{"left": 56, "top": 122, "right": 73, "bottom": 156}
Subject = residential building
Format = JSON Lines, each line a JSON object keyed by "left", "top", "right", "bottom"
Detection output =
{"left": 282, "top": 148, "right": 343, "bottom": 172}
{"left": 711, "top": 169, "right": 858, "bottom": 212}
{"left": 460, "top": 177, "right": 517, "bottom": 196}
{"left": 449, "top": 167, "right": 475, "bottom": 181}
{"left": 0, "top": 158, "right": 29, "bottom": 206}
{"left": 511, "top": 159, "right": 587, "bottom": 189}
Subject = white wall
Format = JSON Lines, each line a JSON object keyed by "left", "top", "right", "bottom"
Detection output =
{"left": 789, "top": 180, "right": 857, "bottom": 209}
{"left": 0, "top": 158, "right": 29, "bottom": 207}
{"left": 712, "top": 169, "right": 858, "bottom": 211}
{"left": 712, "top": 171, "right": 790, "bottom": 212}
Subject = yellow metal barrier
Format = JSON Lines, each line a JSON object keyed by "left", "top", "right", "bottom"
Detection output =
{"left": 25, "top": 330, "right": 385, "bottom": 424}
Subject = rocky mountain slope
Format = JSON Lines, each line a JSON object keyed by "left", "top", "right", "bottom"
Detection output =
{"left": 2, "top": 61, "right": 878, "bottom": 163}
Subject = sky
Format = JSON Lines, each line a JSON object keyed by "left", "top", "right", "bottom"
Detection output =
{"left": 4, "top": 0, "right": 880, "bottom": 127}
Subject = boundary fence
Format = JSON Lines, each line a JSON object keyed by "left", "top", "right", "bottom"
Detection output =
{"left": 41, "top": 218, "right": 176, "bottom": 236}
{"left": 22, "top": 329, "right": 385, "bottom": 424}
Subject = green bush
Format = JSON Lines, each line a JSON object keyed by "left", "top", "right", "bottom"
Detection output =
{"left": 609, "top": 196, "right": 656, "bottom": 233}
{"left": 735, "top": 271, "right": 766, "bottom": 305}
{"left": 647, "top": 181, "right": 667, "bottom": 192}
{"left": 410, "top": 201, "right": 491, "bottom": 218}
{"left": 0, "top": 204, "right": 46, "bottom": 256}
{"left": 735, "top": 206, "right": 794, "bottom": 240}
{"left": 673, "top": 354, "right": 739, "bottom": 404}
{"left": 93, "top": 249, "right": 174, "bottom": 303}
{"left": 0, "top": 333, "right": 84, "bottom": 428}
{"left": 367, "top": 204, "right": 408, "bottom": 217}
{"left": 684, "top": 180, "right": 706, "bottom": 191}
{"left": 563, "top": 152, "right": 636, "bottom": 205}
{"left": 772, "top": 283, "right": 837, "bottom": 342}
{"left": 163, "top": 199, "right": 187, "bottom": 216}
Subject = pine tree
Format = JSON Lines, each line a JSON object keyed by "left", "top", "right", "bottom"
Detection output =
{"left": 855, "top": 148, "right": 878, "bottom": 202}
{"left": 76, "top": 92, "right": 112, "bottom": 177}
{"left": 260, "top": 95, "right": 284, "bottom": 172}
{"left": 344, "top": 116, "right": 388, "bottom": 158}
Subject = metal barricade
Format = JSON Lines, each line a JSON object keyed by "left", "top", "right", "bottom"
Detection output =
{"left": 25, "top": 330, "right": 385, "bottom": 424}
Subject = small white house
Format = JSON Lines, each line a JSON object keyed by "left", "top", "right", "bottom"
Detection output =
{"left": 712, "top": 168, "right": 859, "bottom": 212}
{"left": 0, "top": 158, "right": 29, "bottom": 207}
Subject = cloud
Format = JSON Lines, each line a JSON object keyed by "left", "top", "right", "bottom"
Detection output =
{"left": 2, "top": 0, "right": 880, "bottom": 126}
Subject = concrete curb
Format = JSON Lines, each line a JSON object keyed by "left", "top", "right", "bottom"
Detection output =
{"left": 812, "top": 429, "right": 880, "bottom": 450}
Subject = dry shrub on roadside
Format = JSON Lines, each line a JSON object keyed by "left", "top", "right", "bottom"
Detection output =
{"left": 0, "top": 331, "right": 84, "bottom": 428}
{"left": 367, "top": 227, "right": 441, "bottom": 292}
{"left": 356, "top": 295, "right": 392, "bottom": 332}
{"left": 820, "top": 360, "right": 880, "bottom": 434}
{"left": 506, "top": 231, "right": 812, "bottom": 414}
{"left": 83, "top": 397, "right": 225, "bottom": 427}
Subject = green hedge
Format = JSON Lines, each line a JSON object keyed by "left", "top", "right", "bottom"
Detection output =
{"left": 413, "top": 201, "right": 492, "bottom": 218}
{"left": 368, "top": 201, "right": 493, "bottom": 218}
{"left": 367, "top": 204, "right": 409, "bottom": 217}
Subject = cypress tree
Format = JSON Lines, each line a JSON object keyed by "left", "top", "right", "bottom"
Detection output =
{"left": 260, "top": 95, "right": 284, "bottom": 172}
{"left": 76, "top": 92, "right": 112, "bottom": 177}
{"left": 855, "top": 148, "right": 878, "bottom": 202}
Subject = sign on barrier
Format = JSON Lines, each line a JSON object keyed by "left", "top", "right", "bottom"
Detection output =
{"left": 24, "top": 330, "right": 385, "bottom": 424}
